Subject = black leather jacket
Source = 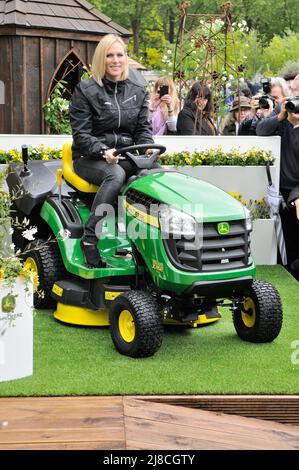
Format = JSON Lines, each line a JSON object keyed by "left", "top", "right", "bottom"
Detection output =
{"left": 69, "top": 77, "right": 154, "bottom": 160}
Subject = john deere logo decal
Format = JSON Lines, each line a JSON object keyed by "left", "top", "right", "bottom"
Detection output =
{"left": 218, "top": 222, "right": 230, "bottom": 235}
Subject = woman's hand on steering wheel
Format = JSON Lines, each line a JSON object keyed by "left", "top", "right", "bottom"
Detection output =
{"left": 103, "top": 148, "right": 119, "bottom": 165}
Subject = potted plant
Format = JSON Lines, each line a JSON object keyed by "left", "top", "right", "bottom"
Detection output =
{"left": 229, "top": 192, "right": 277, "bottom": 265}
{"left": 0, "top": 168, "right": 34, "bottom": 382}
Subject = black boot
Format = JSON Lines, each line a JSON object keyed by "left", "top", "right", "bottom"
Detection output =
{"left": 80, "top": 240, "right": 106, "bottom": 268}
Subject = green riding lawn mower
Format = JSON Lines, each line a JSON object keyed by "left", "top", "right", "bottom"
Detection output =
{"left": 7, "top": 142, "right": 283, "bottom": 357}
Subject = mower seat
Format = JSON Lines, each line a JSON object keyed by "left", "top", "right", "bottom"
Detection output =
{"left": 62, "top": 141, "right": 98, "bottom": 193}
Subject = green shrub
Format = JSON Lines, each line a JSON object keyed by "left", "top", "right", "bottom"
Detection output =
{"left": 0, "top": 145, "right": 61, "bottom": 164}
{"left": 160, "top": 147, "right": 275, "bottom": 166}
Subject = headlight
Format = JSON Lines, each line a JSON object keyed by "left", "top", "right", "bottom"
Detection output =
{"left": 244, "top": 207, "right": 252, "bottom": 231}
{"left": 159, "top": 205, "right": 196, "bottom": 237}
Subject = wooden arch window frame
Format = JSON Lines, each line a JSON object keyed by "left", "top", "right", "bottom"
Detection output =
{"left": 46, "top": 48, "right": 87, "bottom": 102}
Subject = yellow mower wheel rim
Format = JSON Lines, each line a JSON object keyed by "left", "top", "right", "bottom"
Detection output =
{"left": 241, "top": 297, "right": 256, "bottom": 328}
{"left": 23, "top": 257, "right": 39, "bottom": 290}
{"left": 119, "top": 309, "right": 135, "bottom": 343}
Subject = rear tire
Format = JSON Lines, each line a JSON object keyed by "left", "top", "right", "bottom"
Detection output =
{"left": 109, "top": 291, "right": 163, "bottom": 357}
{"left": 233, "top": 279, "right": 283, "bottom": 343}
{"left": 23, "top": 239, "right": 67, "bottom": 308}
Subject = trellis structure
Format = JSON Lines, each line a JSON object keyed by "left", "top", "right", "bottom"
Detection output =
{"left": 174, "top": 1, "right": 244, "bottom": 118}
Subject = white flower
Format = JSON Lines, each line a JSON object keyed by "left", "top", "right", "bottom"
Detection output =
{"left": 9, "top": 227, "right": 14, "bottom": 235}
{"left": 163, "top": 55, "right": 168, "bottom": 60}
{"left": 242, "top": 20, "right": 247, "bottom": 26}
{"left": 9, "top": 243, "right": 15, "bottom": 251}
{"left": 167, "top": 49, "right": 172, "bottom": 54}
{"left": 22, "top": 227, "right": 38, "bottom": 241}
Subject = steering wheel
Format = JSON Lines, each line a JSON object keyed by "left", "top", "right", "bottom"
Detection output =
{"left": 113, "top": 144, "right": 166, "bottom": 169}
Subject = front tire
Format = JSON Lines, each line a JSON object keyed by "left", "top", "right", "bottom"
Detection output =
{"left": 233, "top": 279, "right": 283, "bottom": 343}
{"left": 109, "top": 291, "right": 163, "bottom": 358}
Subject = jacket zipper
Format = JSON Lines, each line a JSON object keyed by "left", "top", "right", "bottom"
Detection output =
{"left": 114, "top": 83, "right": 121, "bottom": 129}
{"left": 122, "top": 95, "right": 136, "bottom": 104}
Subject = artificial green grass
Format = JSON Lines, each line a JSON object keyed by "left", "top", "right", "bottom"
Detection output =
{"left": 0, "top": 266, "right": 298, "bottom": 396}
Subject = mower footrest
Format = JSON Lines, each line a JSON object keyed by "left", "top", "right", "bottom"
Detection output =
{"left": 52, "top": 279, "right": 97, "bottom": 310}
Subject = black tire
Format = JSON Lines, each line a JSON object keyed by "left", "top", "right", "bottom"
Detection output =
{"left": 233, "top": 279, "right": 283, "bottom": 343}
{"left": 23, "top": 239, "right": 67, "bottom": 309}
{"left": 109, "top": 291, "right": 164, "bottom": 358}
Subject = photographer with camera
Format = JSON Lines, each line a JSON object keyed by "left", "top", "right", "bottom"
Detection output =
{"left": 256, "top": 81, "right": 299, "bottom": 278}
{"left": 253, "top": 77, "right": 289, "bottom": 118}
{"left": 149, "top": 77, "right": 179, "bottom": 135}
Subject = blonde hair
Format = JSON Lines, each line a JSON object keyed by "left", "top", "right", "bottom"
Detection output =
{"left": 150, "top": 76, "right": 180, "bottom": 121}
{"left": 91, "top": 34, "right": 129, "bottom": 86}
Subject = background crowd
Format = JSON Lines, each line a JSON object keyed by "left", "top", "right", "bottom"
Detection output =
{"left": 147, "top": 73, "right": 299, "bottom": 280}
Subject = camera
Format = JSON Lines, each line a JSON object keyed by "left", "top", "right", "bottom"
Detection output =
{"left": 259, "top": 95, "right": 276, "bottom": 110}
{"left": 159, "top": 85, "right": 169, "bottom": 97}
{"left": 260, "top": 78, "right": 271, "bottom": 94}
{"left": 285, "top": 96, "right": 299, "bottom": 114}
{"left": 258, "top": 78, "right": 275, "bottom": 110}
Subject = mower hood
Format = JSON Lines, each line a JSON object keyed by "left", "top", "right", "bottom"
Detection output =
{"left": 126, "top": 170, "right": 246, "bottom": 222}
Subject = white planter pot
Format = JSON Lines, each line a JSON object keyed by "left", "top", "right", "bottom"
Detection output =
{"left": 167, "top": 165, "right": 276, "bottom": 202}
{"left": 0, "top": 277, "right": 33, "bottom": 382}
{"left": 251, "top": 218, "right": 277, "bottom": 265}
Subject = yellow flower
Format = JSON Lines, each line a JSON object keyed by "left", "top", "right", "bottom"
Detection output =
{"left": 20, "top": 265, "right": 39, "bottom": 290}
{"left": 42, "top": 155, "right": 49, "bottom": 160}
{"left": 0, "top": 268, "right": 5, "bottom": 282}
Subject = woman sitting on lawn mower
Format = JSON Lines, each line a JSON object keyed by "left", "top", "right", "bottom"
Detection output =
{"left": 70, "top": 34, "right": 155, "bottom": 268}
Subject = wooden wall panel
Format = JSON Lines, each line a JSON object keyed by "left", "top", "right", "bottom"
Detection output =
{"left": 72, "top": 40, "right": 88, "bottom": 66}
{"left": 24, "top": 36, "right": 41, "bottom": 134}
{"left": 0, "top": 36, "right": 12, "bottom": 134}
{"left": 87, "top": 41, "right": 97, "bottom": 68}
{"left": 41, "top": 37, "right": 56, "bottom": 133}
{"left": 55, "top": 39, "right": 71, "bottom": 66}
{"left": 11, "top": 36, "right": 25, "bottom": 133}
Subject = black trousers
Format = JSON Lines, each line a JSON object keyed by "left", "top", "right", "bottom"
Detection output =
{"left": 74, "top": 157, "right": 159, "bottom": 243}
{"left": 280, "top": 188, "right": 299, "bottom": 274}
{"left": 73, "top": 157, "right": 137, "bottom": 242}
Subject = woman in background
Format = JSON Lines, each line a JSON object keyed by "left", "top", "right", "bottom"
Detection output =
{"left": 220, "top": 96, "right": 252, "bottom": 135}
{"left": 149, "top": 77, "right": 180, "bottom": 135}
{"left": 177, "top": 81, "right": 217, "bottom": 135}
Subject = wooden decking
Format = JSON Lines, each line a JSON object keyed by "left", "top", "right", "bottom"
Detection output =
{"left": 1, "top": 396, "right": 299, "bottom": 450}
